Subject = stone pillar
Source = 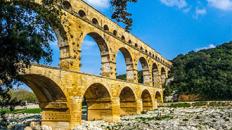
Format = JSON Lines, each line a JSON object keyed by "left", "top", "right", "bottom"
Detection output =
{"left": 143, "top": 69, "right": 152, "bottom": 86}
{"left": 101, "top": 53, "right": 115, "bottom": 78}
{"left": 153, "top": 99, "right": 158, "bottom": 109}
{"left": 152, "top": 71, "right": 159, "bottom": 87}
{"left": 127, "top": 68, "right": 138, "bottom": 83}
{"left": 136, "top": 99, "right": 143, "bottom": 114}
{"left": 111, "top": 97, "right": 121, "bottom": 122}
{"left": 70, "top": 96, "right": 82, "bottom": 129}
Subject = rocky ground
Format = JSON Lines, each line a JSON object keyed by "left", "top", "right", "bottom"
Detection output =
{"left": 76, "top": 107, "right": 232, "bottom": 130}
{"left": 1, "top": 107, "right": 232, "bottom": 130}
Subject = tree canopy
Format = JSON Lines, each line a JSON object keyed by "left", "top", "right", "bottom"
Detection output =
{"left": 166, "top": 42, "right": 232, "bottom": 100}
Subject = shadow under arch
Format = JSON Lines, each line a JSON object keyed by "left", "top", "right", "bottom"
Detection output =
{"left": 82, "top": 83, "right": 112, "bottom": 121}
{"left": 18, "top": 74, "right": 70, "bottom": 128}
{"left": 137, "top": 57, "right": 150, "bottom": 84}
{"left": 155, "top": 91, "right": 162, "bottom": 104}
{"left": 20, "top": 74, "right": 67, "bottom": 109}
{"left": 116, "top": 47, "right": 134, "bottom": 81}
{"left": 119, "top": 87, "right": 137, "bottom": 115}
{"left": 152, "top": 63, "right": 159, "bottom": 87}
{"left": 80, "top": 32, "right": 111, "bottom": 76}
{"left": 141, "top": 89, "right": 153, "bottom": 111}
{"left": 161, "top": 67, "right": 166, "bottom": 85}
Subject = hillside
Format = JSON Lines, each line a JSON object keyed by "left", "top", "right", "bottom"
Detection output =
{"left": 117, "top": 71, "right": 143, "bottom": 83}
{"left": 9, "top": 89, "right": 37, "bottom": 103}
{"left": 166, "top": 42, "right": 232, "bottom": 100}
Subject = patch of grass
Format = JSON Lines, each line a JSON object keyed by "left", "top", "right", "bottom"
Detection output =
{"left": 170, "top": 103, "right": 191, "bottom": 108}
{"left": 0, "top": 108, "right": 41, "bottom": 114}
{"left": 192, "top": 101, "right": 207, "bottom": 107}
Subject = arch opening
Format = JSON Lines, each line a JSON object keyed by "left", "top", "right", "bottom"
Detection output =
{"left": 78, "top": 10, "right": 86, "bottom": 17}
{"left": 82, "top": 83, "right": 112, "bottom": 121}
{"left": 152, "top": 63, "right": 159, "bottom": 87}
{"left": 137, "top": 57, "right": 150, "bottom": 84}
{"left": 62, "top": 1, "right": 72, "bottom": 10}
{"left": 103, "top": 25, "right": 109, "bottom": 31}
{"left": 80, "top": 32, "right": 110, "bottom": 76}
{"left": 14, "top": 74, "right": 70, "bottom": 127}
{"left": 161, "top": 67, "right": 166, "bottom": 85}
{"left": 119, "top": 87, "right": 137, "bottom": 115}
{"left": 92, "top": 18, "right": 99, "bottom": 25}
{"left": 116, "top": 48, "right": 134, "bottom": 81}
{"left": 113, "top": 30, "right": 117, "bottom": 36}
{"left": 141, "top": 90, "right": 153, "bottom": 111}
{"left": 20, "top": 75, "right": 67, "bottom": 109}
{"left": 155, "top": 91, "right": 162, "bottom": 104}
{"left": 121, "top": 35, "right": 125, "bottom": 41}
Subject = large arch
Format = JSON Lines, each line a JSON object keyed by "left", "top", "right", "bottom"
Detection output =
{"left": 137, "top": 57, "right": 150, "bottom": 84}
{"left": 116, "top": 47, "right": 134, "bottom": 81}
{"left": 20, "top": 74, "right": 67, "bottom": 109}
{"left": 82, "top": 83, "right": 112, "bottom": 121}
{"left": 141, "top": 90, "right": 153, "bottom": 111}
{"left": 19, "top": 74, "right": 69, "bottom": 128}
{"left": 152, "top": 63, "right": 159, "bottom": 87}
{"left": 161, "top": 67, "right": 166, "bottom": 85}
{"left": 80, "top": 32, "right": 111, "bottom": 76}
{"left": 155, "top": 91, "right": 162, "bottom": 104}
{"left": 119, "top": 87, "right": 137, "bottom": 115}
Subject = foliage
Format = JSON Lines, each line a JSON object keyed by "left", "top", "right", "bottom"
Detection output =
{"left": 111, "top": 0, "right": 137, "bottom": 31}
{"left": 169, "top": 103, "right": 191, "bottom": 108}
{"left": 0, "top": 108, "right": 41, "bottom": 114}
{"left": 0, "top": 1, "right": 65, "bottom": 127}
{"left": 116, "top": 71, "right": 143, "bottom": 83}
{"left": 167, "top": 42, "right": 232, "bottom": 100}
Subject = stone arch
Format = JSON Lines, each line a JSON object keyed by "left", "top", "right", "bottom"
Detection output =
{"left": 121, "top": 35, "right": 125, "bottom": 41}
{"left": 152, "top": 63, "right": 159, "bottom": 87}
{"left": 119, "top": 87, "right": 137, "bottom": 115}
{"left": 113, "top": 30, "right": 117, "bottom": 36}
{"left": 141, "top": 89, "right": 153, "bottom": 111}
{"left": 20, "top": 74, "right": 67, "bottom": 108}
{"left": 137, "top": 57, "right": 150, "bottom": 84}
{"left": 62, "top": 0, "right": 72, "bottom": 10}
{"left": 80, "top": 32, "right": 111, "bottom": 76}
{"left": 161, "top": 67, "right": 166, "bottom": 84}
{"left": 82, "top": 83, "right": 112, "bottom": 121}
{"left": 92, "top": 18, "right": 99, "bottom": 25}
{"left": 135, "top": 43, "right": 138, "bottom": 48}
{"left": 19, "top": 74, "right": 69, "bottom": 126}
{"left": 78, "top": 10, "right": 86, "bottom": 17}
{"left": 116, "top": 47, "right": 134, "bottom": 81}
{"left": 155, "top": 91, "right": 162, "bottom": 103}
{"left": 103, "top": 25, "right": 109, "bottom": 31}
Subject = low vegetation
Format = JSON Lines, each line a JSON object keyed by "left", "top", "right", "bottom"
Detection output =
{"left": 0, "top": 108, "right": 41, "bottom": 114}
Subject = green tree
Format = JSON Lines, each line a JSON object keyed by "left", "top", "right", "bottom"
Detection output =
{"left": 167, "top": 42, "right": 232, "bottom": 100}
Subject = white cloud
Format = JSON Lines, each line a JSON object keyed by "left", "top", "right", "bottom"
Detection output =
{"left": 160, "top": 0, "right": 188, "bottom": 9}
{"left": 84, "top": 0, "right": 110, "bottom": 9}
{"left": 207, "top": 0, "right": 232, "bottom": 11}
{"left": 195, "top": 8, "right": 207, "bottom": 18}
{"left": 196, "top": 44, "right": 216, "bottom": 51}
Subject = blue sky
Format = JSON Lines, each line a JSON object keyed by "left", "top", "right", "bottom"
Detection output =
{"left": 49, "top": 0, "right": 232, "bottom": 75}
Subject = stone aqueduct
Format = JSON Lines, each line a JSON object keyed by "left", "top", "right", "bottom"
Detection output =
{"left": 19, "top": 0, "right": 172, "bottom": 129}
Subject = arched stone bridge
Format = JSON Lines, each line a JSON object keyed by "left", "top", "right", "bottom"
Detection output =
{"left": 18, "top": 0, "right": 172, "bottom": 129}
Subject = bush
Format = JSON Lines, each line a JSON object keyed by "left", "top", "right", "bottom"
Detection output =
{"left": 170, "top": 103, "right": 191, "bottom": 108}
{"left": 192, "top": 101, "right": 207, "bottom": 107}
